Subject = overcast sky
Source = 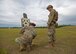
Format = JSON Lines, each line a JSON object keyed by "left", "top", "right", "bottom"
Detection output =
{"left": 0, "top": 0, "right": 76, "bottom": 27}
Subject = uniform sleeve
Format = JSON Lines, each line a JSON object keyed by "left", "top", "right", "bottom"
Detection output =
{"left": 19, "top": 27, "right": 25, "bottom": 34}
{"left": 48, "top": 10, "right": 55, "bottom": 24}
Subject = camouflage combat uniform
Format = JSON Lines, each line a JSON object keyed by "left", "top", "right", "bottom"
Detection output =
{"left": 47, "top": 9, "right": 58, "bottom": 44}
{"left": 15, "top": 25, "right": 37, "bottom": 50}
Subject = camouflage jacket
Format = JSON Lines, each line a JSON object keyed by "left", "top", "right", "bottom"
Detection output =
{"left": 48, "top": 9, "right": 58, "bottom": 25}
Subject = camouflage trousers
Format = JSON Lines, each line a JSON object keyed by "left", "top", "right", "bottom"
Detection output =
{"left": 15, "top": 37, "right": 32, "bottom": 50}
{"left": 48, "top": 23, "right": 56, "bottom": 44}
{"left": 15, "top": 37, "right": 32, "bottom": 46}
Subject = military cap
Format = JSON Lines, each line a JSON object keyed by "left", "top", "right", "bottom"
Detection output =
{"left": 30, "top": 23, "right": 36, "bottom": 26}
{"left": 47, "top": 5, "right": 53, "bottom": 9}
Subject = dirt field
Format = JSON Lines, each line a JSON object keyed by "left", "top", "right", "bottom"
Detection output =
{"left": 0, "top": 26, "right": 76, "bottom": 54}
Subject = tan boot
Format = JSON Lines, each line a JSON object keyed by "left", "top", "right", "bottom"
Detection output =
{"left": 19, "top": 44, "right": 26, "bottom": 51}
{"left": 27, "top": 45, "right": 31, "bottom": 52}
{"left": 45, "top": 43, "right": 52, "bottom": 48}
{"left": 51, "top": 43, "right": 55, "bottom": 47}
{"left": 19, "top": 46, "right": 24, "bottom": 51}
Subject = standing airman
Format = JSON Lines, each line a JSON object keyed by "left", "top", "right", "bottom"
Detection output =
{"left": 46, "top": 5, "right": 58, "bottom": 47}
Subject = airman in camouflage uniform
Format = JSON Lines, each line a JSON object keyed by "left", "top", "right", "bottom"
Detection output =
{"left": 46, "top": 5, "right": 58, "bottom": 47}
{"left": 15, "top": 23, "right": 37, "bottom": 51}
{"left": 15, "top": 13, "right": 37, "bottom": 51}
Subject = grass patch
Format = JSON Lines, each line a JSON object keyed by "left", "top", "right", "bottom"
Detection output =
{"left": 0, "top": 26, "right": 76, "bottom": 54}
